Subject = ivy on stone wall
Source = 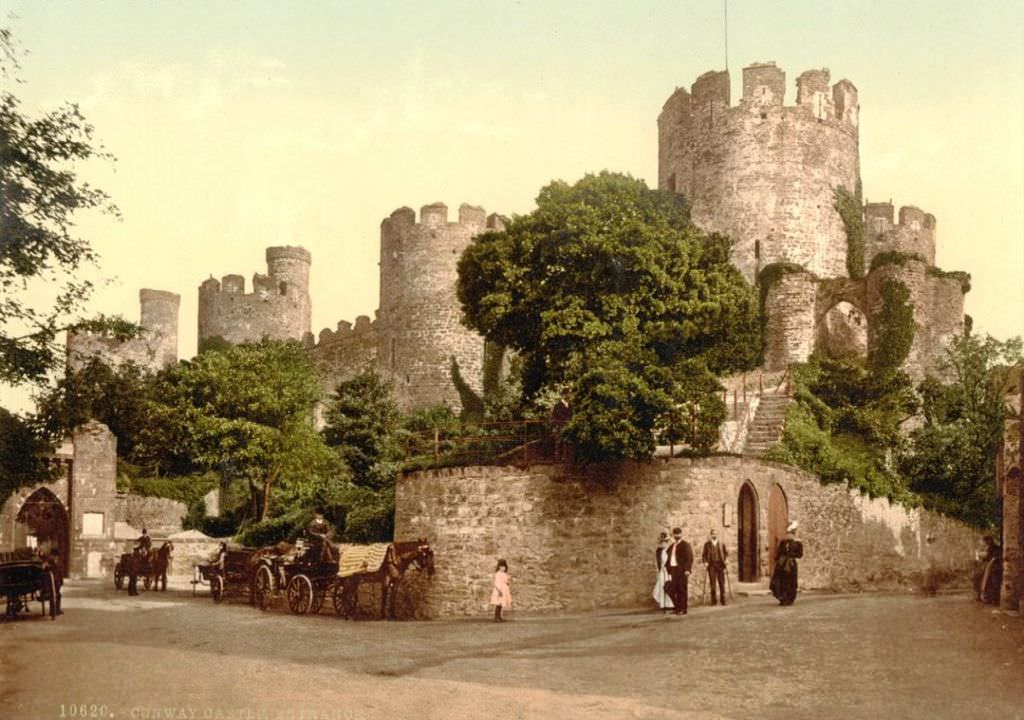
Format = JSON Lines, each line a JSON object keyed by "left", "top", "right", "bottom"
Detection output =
{"left": 868, "top": 278, "right": 915, "bottom": 377}
{"left": 756, "top": 262, "right": 806, "bottom": 307}
{"left": 834, "top": 183, "right": 865, "bottom": 279}
{"left": 927, "top": 266, "right": 972, "bottom": 294}
{"left": 869, "top": 250, "right": 927, "bottom": 273}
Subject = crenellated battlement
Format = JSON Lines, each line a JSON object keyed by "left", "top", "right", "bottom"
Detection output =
{"left": 313, "top": 314, "right": 378, "bottom": 347}
{"left": 864, "top": 201, "right": 937, "bottom": 271}
{"left": 660, "top": 62, "right": 859, "bottom": 131}
{"left": 197, "top": 246, "right": 312, "bottom": 346}
{"left": 381, "top": 202, "right": 505, "bottom": 239}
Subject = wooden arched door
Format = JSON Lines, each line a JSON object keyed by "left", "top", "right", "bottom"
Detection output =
{"left": 767, "top": 483, "right": 789, "bottom": 572}
{"left": 737, "top": 482, "right": 759, "bottom": 582}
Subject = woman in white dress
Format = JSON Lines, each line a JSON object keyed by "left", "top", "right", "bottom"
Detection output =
{"left": 652, "top": 531, "right": 674, "bottom": 612}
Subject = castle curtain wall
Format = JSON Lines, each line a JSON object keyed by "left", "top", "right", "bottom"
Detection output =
{"left": 396, "top": 457, "right": 979, "bottom": 617}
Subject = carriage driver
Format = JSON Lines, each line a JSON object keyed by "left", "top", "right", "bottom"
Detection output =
{"left": 135, "top": 528, "right": 152, "bottom": 553}
{"left": 306, "top": 514, "right": 336, "bottom": 564}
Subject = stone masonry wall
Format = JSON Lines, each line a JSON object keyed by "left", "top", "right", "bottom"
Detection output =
{"left": 395, "top": 457, "right": 979, "bottom": 617}
{"left": 864, "top": 202, "right": 937, "bottom": 273}
{"left": 67, "top": 289, "right": 180, "bottom": 373}
{"left": 307, "top": 315, "right": 379, "bottom": 397}
{"left": 764, "top": 270, "right": 818, "bottom": 370}
{"left": 70, "top": 421, "right": 120, "bottom": 579}
{"left": 658, "top": 62, "right": 860, "bottom": 284}
{"left": 198, "top": 246, "right": 311, "bottom": 347}
{"left": 114, "top": 495, "right": 187, "bottom": 536}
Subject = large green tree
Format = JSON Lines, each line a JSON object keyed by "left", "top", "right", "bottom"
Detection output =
{"left": 148, "top": 341, "right": 342, "bottom": 521}
{"left": 457, "top": 172, "right": 760, "bottom": 461}
{"left": 899, "top": 333, "right": 1023, "bottom": 527}
{"left": 0, "top": 28, "right": 133, "bottom": 387}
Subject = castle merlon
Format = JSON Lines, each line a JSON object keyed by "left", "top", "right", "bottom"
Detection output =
{"left": 865, "top": 202, "right": 937, "bottom": 238}
{"left": 380, "top": 202, "right": 497, "bottom": 236}
{"left": 314, "top": 315, "right": 377, "bottom": 346}
{"left": 661, "top": 62, "right": 858, "bottom": 129}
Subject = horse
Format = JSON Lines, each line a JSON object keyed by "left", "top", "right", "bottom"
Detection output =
{"left": 146, "top": 542, "right": 174, "bottom": 592}
{"left": 339, "top": 539, "right": 434, "bottom": 620}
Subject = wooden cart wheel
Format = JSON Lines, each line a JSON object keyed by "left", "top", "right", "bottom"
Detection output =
{"left": 114, "top": 565, "right": 124, "bottom": 590}
{"left": 254, "top": 566, "right": 272, "bottom": 611}
{"left": 211, "top": 575, "right": 224, "bottom": 603}
{"left": 287, "top": 574, "right": 313, "bottom": 615}
{"left": 332, "top": 579, "right": 357, "bottom": 619}
{"left": 310, "top": 586, "right": 325, "bottom": 615}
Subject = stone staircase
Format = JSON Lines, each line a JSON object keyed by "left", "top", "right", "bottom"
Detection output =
{"left": 742, "top": 392, "right": 792, "bottom": 457}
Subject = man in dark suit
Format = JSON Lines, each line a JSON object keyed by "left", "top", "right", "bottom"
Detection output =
{"left": 701, "top": 529, "right": 729, "bottom": 606}
{"left": 665, "top": 527, "right": 693, "bottom": 615}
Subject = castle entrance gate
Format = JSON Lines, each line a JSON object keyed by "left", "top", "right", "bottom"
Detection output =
{"left": 737, "top": 482, "right": 759, "bottom": 582}
{"left": 16, "top": 487, "right": 69, "bottom": 574}
{"left": 815, "top": 278, "right": 869, "bottom": 362}
{"left": 767, "top": 483, "right": 789, "bottom": 572}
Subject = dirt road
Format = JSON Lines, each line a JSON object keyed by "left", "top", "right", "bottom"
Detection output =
{"left": 1, "top": 580, "right": 1021, "bottom": 720}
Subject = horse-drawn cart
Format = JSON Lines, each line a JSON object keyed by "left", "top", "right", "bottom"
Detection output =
{"left": 192, "top": 545, "right": 262, "bottom": 604}
{"left": 0, "top": 557, "right": 59, "bottom": 621}
{"left": 253, "top": 538, "right": 338, "bottom": 615}
{"left": 113, "top": 541, "right": 174, "bottom": 592}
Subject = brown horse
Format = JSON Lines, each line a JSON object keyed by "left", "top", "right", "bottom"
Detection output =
{"left": 146, "top": 542, "right": 174, "bottom": 591}
{"left": 339, "top": 539, "right": 434, "bottom": 620}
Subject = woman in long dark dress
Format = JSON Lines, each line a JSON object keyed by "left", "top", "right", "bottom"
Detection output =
{"left": 770, "top": 521, "right": 803, "bottom": 606}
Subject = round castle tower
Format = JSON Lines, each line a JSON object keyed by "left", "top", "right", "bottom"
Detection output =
{"left": 197, "top": 246, "right": 311, "bottom": 348}
{"left": 658, "top": 62, "right": 860, "bottom": 283}
{"left": 378, "top": 202, "right": 504, "bottom": 410}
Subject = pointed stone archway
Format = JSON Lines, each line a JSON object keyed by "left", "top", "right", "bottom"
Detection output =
{"left": 767, "top": 483, "right": 789, "bottom": 571}
{"left": 16, "top": 487, "right": 69, "bottom": 576}
{"left": 737, "top": 481, "right": 760, "bottom": 582}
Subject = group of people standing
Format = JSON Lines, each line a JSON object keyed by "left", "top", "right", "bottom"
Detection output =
{"left": 653, "top": 521, "right": 803, "bottom": 612}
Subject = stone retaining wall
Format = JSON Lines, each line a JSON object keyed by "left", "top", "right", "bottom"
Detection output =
{"left": 395, "top": 457, "right": 979, "bottom": 617}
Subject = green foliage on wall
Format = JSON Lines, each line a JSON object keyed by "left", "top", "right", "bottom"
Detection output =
{"left": 927, "top": 266, "right": 972, "bottom": 294}
{"left": 869, "top": 251, "right": 927, "bottom": 272}
{"left": 834, "top": 184, "right": 865, "bottom": 279}
{"left": 764, "top": 356, "right": 918, "bottom": 504}
{"left": 868, "top": 279, "right": 915, "bottom": 376}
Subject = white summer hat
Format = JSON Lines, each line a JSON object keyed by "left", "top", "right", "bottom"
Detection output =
{"left": 786, "top": 521, "right": 799, "bottom": 533}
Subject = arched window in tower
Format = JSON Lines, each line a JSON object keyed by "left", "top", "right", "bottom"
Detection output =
{"left": 754, "top": 240, "right": 761, "bottom": 261}
{"left": 279, "top": 282, "right": 287, "bottom": 296}
{"left": 390, "top": 337, "right": 397, "bottom": 370}
{"left": 667, "top": 173, "right": 676, "bottom": 194}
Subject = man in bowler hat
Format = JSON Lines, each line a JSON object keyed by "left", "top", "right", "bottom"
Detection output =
{"left": 665, "top": 527, "right": 693, "bottom": 615}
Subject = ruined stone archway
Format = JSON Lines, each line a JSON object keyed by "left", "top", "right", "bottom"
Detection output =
{"left": 767, "top": 483, "right": 789, "bottom": 571}
{"left": 737, "top": 481, "right": 760, "bottom": 582}
{"left": 16, "top": 487, "right": 69, "bottom": 575}
{"left": 815, "top": 278, "right": 869, "bottom": 362}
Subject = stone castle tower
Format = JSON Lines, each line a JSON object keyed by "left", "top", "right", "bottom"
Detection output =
{"left": 197, "top": 246, "right": 311, "bottom": 348}
{"left": 376, "top": 203, "right": 504, "bottom": 409}
{"left": 659, "top": 62, "right": 966, "bottom": 379}
{"left": 67, "top": 289, "right": 180, "bottom": 373}
{"left": 659, "top": 62, "right": 860, "bottom": 284}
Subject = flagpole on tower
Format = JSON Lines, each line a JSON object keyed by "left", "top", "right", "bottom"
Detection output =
{"left": 724, "top": 0, "right": 729, "bottom": 71}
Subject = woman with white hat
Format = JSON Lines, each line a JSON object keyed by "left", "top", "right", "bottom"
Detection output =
{"left": 652, "top": 531, "right": 674, "bottom": 613}
{"left": 770, "top": 521, "right": 803, "bottom": 606}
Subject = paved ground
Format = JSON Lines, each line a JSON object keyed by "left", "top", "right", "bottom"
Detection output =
{"left": 1, "top": 579, "right": 1022, "bottom": 720}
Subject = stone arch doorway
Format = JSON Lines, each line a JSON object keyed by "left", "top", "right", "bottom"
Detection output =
{"left": 737, "top": 481, "right": 760, "bottom": 582}
{"left": 767, "top": 483, "right": 789, "bottom": 571}
{"left": 16, "top": 487, "right": 69, "bottom": 575}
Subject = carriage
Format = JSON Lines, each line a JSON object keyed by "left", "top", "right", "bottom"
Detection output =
{"left": 0, "top": 556, "right": 60, "bottom": 621}
{"left": 192, "top": 545, "right": 262, "bottom": 604}
{"left": 252, "top": 537, "right": 339, "bottom": 615}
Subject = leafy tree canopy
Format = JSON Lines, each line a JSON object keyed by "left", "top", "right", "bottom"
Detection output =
{"left": 899, "top": 333, "right": 1023, "bottom": 527}
{"left": 148, "top": 341, "right": 342, "bottom": 522}
{"left": 457, "top": 171, "right": 759, "bottom": 460}
{"left": 0, "top": 28, "right": 134, "bottom": 386}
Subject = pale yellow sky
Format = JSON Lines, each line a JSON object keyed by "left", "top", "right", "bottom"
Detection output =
{"left": 2, "top": 1, "right": 1022, "bottom": 412}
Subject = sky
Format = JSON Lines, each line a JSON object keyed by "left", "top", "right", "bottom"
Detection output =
{"left": 2, "top": 0, "right": 1022, "bottom": 411}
